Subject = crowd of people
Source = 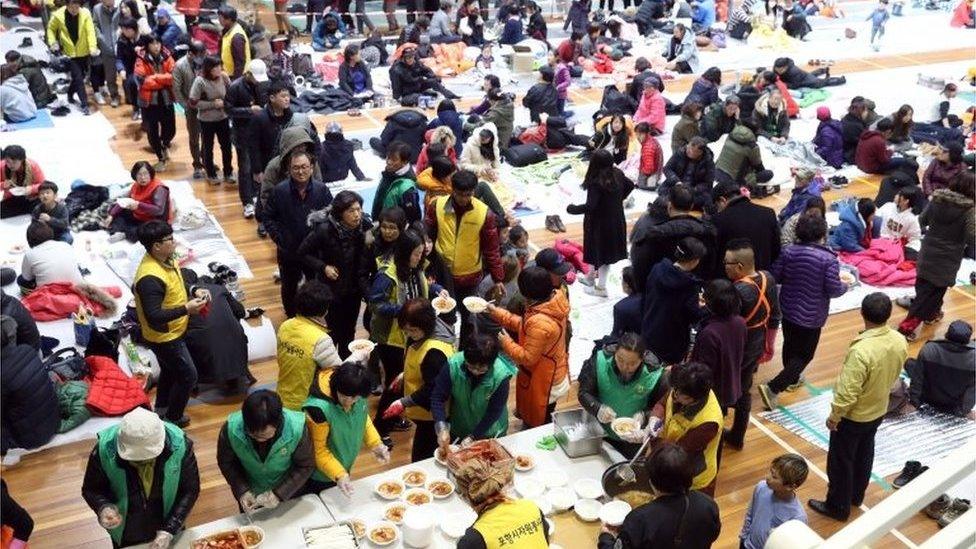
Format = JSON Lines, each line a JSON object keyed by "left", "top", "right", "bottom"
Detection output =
{"left": 2, "top": 0, "right": 976, "bottom": 546}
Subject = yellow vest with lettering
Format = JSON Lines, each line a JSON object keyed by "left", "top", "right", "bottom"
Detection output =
{"left": 277, "top": 316, "right": 328, "bottom": 410}
{"left": 220, "top": 23, "right": 251, "bottom": 76}
{"left": 133, "top": 255, "right": 188, "bottom": 344}
{"left": 473, "top": 499, "right": 548, "bottom": 549}
{"left": 663, "top": 390, "right": 723, "bottom": 491}
{"left": 403, "top": 336, "right": 455, "bottom": 421}
{"left": 434, "top": 196, "right": 488, "bottom": 278}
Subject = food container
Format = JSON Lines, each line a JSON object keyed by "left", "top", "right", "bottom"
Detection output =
{"left": 239, "top": 525, "right": 264, "bottom": 548}
{"left": 301, "top": 522, "right": 361, "bottom": 548}
{"left": 552, "top": 408, "right": 605, "bottom": 458}
{"left": 402, "top": 506, "right": 435, "bottom": 547}
{"left": 599, "top": 500, "right": 632, "bottom": 527}
{"left": 574, "top": 498, "right": 601, "bottom": 521}
{"left": 446, "top": 440, "right": 515, "bottom": 497}
{"left": 365, "top": 521, "right": 400, "bottom": 546}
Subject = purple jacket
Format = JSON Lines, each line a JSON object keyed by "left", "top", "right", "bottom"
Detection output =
{"left": 690, "top": 314, "right": 746, "bottom": 408}
{"left": 813, "top": 119, "right": 844, "bottom": 169}
{"left": 770, "top": 243, "right": 848, "bottom": 328}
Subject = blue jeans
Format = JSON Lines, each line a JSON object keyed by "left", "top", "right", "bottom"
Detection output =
{"left": 148, "top": 337, "right": 198, "bottom": 422}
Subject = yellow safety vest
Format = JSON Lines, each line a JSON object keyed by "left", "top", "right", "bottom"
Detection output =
{"left": 220, "top": 23, "right": 250, "bottom": 76}
{"left": 403, "top": 336, "right": 455, "bottom": 421}
{"left": 434, "top": 196, "right": 488, "bottom": 278}
{"left": 133, "top": 255, "right": 188, "bottom": 344}
{"left": 277, "top": 316, "right": 328, "bottom": 410}
{"left": 662, "top": 390, "right": 723, "bottom": 491}
{"left": 473, "top": 499, "right": 548, "bottom": 549}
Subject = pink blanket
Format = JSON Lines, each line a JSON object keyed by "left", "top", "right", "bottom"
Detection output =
{"left": 839, "top": 239, "right": 916, "bottom": 287}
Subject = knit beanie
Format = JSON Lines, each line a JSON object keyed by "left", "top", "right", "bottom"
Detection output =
{"left": 816, "top": 106, "right": 831, "bottom": 121}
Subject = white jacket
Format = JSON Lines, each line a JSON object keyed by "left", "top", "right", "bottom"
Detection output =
{"left": 459, "top": 121, "right": 501, "bottom": 175}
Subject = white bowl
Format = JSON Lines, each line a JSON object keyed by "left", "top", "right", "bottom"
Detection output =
{"left": 348, "top": 339, "right": 375, "bottom": 354}
{"left": 574, "top": 498, "right": 601, "bottom": 522}
{"left": 546, "top": 486, "right": 577, "bottom": 512}
{"left": 382, "top": 501, "right": 408, "bottom": 525}
{"left": 239, "top": 525, "right": 264, "bottom": 548}
{"left": 402, "top": 469, "right": 428, "bottom": 487}
{"left": 439, "top": 510, "right": 477, "bottom": 538}
{"left": 599, "top": 500, "right": 632, "bottom": 527}
{"left": 531, "top": 496, "right": 553, "bottom": 516}
{"left": 574, "top": 478, "right": 603, "bottom": 500}
{"left": 432, "top": 445, "right": 459, "bottom": 466}
{"left": 403, "top": 488, "right": 434, "bottom": 506}
{"left": 541, "top": 469, "right": 568, "bottom": 488}
{"left": 374, "top": 479, "right": 406, "bottom": 500}
{"left": 427, "top": 478, "right": 455, "bottom": 499}
{"left": 366, "top": 521, "right": 400, "bottom": 546}
{"left": 431, "top": 295, "right": 456, "bottom": 314}
{"left": 611, "top": 417, "right": 638, "bottom": 438}
{"left": 515, "top": 478, "right": 545, "bottom": 499}
{"left": 462, "top": 296, "right": 488, "bottom": 313}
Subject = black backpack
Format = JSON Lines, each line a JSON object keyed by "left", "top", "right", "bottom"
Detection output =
{"left": 44, "top": 347, "right": 89, "bottom": 382}
{"left": 504, "top": 143, "right": 548, "bottom": 167}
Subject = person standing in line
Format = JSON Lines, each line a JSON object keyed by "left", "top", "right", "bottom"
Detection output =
{"left": 218, "top": 6, "right": 250, "bottom": 79}
{"left": 116, "top": 18, "right": 141, "bottom": 120}
{"left": 47, "top": 0, "right": 98, "bottom": 115}
{"left": 189, "top": 56, "right": 234, "bottom": 185}
{"left": 134, "top": 35, "right": 177, "bottom": 171}
{"left": 809, "top": 293, "right": 907, "bottom": 521}
{"left": 172, "top": 41, "right": 206, "bottom": 180}
{"left": 711, "top": 181, "right": 781, "bottom": 271}
{"left": 226, "top": 59, "right": 269, "bottom": 220}
{"left": 91, "top": 0, "right": 121, "bottom": 108}
{"left": 133, "top": 221, "right": 209, "bottom": 427}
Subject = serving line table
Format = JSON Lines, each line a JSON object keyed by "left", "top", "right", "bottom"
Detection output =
{"left": 319, "top": 425, "right": 626, "bottom": 548}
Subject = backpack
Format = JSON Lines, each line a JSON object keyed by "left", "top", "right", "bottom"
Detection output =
{"left": 504, "top": 143, "right": 548, "bottom": 167}
{"left": 44, "top": 347, "right": 89, "bottom": 382}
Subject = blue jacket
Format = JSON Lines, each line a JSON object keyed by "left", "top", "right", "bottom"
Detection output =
{"left": 771, "top": 243, "right": 847, "bottom": 328}
{"left": 683, "top": 77, "right": 719, "bottom": 107}
{"left": 778, "top": 180, "right": 822, "bottom": 224}
{"left": 828, "top": 198, "right": 876, "bottom": 252}
{"left": 564, "top": 0, "right": 589, "bottom": 32}
{"left": 692, "top": 0, "right": 716, "bottom": 28}
{"left": 499, "top": 17, "right": 525, "bottom": 45}
{"left": 428, "top": 109, "right": 464, "bottom": 155}
{"left": 312, "top": 14, "right": 346, "bottom": 51}
{"left": 263, "top": 178, "right": 334, "bottom": 258}
{"left": 154, "top": 20, "right": 182, "bottom": 51}
{"left": 612, "top": 293, "right": 642, "bottom": 337}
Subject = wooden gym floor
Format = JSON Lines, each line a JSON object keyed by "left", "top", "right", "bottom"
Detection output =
{"left": 2, "top": 36, "right": 974, "bottom": 548}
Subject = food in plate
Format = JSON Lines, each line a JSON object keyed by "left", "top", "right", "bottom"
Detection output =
{"left": 839, "top": 271, "right": 857, "bottom": 285}
{"left": 402, "top": 469, "right": 427, "bottom": 487}
{"left": 599, "top": 500, "right": 632, "bottom": 527}
{"left": 239, "top": 526, "right": 264, "bottom": 548}
{"left": 431, "top": 296, "right": 456, "bottom": 313}
{"left": 616, "top": 489, "right": 654, "bottom": 509}
{"left": 575, "top": 498, "right": 601, "bottom": 521}
{"left": 384, "top": 503, "right": 407, "bottom": 524}
{"left": 611, "top": 417, "right": 638, "bottom": 437}
{"left": 347, "top": 339, "right": 374, "bottom": 354}
{"left": 192, "top": 530, "right": 246, "bottom": 549}
{"left": 462, "top": 296, "right": 488, "bottom": 313}
{"left": 428, "top": 479, "right": 455, "bottom": 498}
{"left": 574, "top": 478, "right": 603, "bottom": 500}
{"left": 349, "top": 519, "right": 366, "bottom": 540}
{"left": 368, "top": 522, "right": 399, "bottom": 546}
{"left": 404, "top": 488, "right": 433, "bottom": 506}
{"left": 515, "top": 454, "right": 535, "bottom": 471}
{"left": 375, "top": 479, "right": 405, "bottom": 499}
{"left": 433, "top": 445, "right": 458, "bottom": 465}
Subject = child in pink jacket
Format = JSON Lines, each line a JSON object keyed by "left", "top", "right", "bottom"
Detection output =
{"left": 634, "top": 79, "right": 666, "bottom": 135}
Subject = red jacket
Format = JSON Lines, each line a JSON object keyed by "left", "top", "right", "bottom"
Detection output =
{"left": 774, "top": 78, "right": 799, "bottom": 118}
{"left": 854, "top": 130, "right": 891, "bottom": 174}
{"left": 639, "top": 136, "right": 664, "bottom": 176}
{"left": 134, "top": 47, "right": 175, "bottom": 108}
{"left": 85, "top": 356, "right": 150, "bottom": 416}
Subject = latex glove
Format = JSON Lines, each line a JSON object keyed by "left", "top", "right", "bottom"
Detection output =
{"left": 255, "top": 491, "right": 280, "bottom": 510}
{"left": 435, "top": 421, "right": 451, "bottom": 447}
{"left": 632, "top": 411, "right": 645, "bottom": 428}
{"left": 337, "top": 475, "right": 354, "bottom": 497}
{"left": 372, "top": 444, "right": 390, "bottom": 463}
{"left": 759, "top": 328, "right": 778, "bottom": 364}
{"left": 382, "top": 399, "right": 405, "bottom": 419}
{"left": 646, "top": 416, "right": 663, "bottom": 438}
{"left": 460, "top": 436, "right": 474, "bottom": 448}
{"left": 98, "top": 505, "right": 122, "bottom": 529}
{"left": 597, "top": 405, "right": 617, "bottom": 424}
{"left": 389, "top": 373, "right": 404, "bottom": 392}
{"left": 91, "top": 47, "right": 101, "bottom": 57}
{"left": 149, "top": 530, "right": 173, "bottom": 549}
{"left": 239, "top": 491, "right": 258, "bottom": 513}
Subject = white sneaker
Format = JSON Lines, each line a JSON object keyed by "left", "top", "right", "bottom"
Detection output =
{"left": 584, "top": 285, "right": 608, "bottom": 298}
{"left": 94, "top": 91, "right": 106, "bottom": 105}
{"left": 243, "top": 203, "right": 255, "bottom": 218}
{"left": 108, "top": 232, "right": 126, "bottom": 243}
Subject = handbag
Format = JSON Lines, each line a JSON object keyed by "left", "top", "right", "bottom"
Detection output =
{"left": 44, "top": 347, "right": 89, "bottom": 381}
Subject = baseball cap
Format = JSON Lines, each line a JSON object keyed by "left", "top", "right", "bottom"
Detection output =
{"left": 946, "top": 320, "right": 973, "bottom": 344}
{"left": 116, "top": 407, "right": 166, "bottom": 461}
{"left": 535, "top": 248, "right": 571, "bottom": 276}
{"left": 247, "top": 59, "right": 269, "bottom": 82}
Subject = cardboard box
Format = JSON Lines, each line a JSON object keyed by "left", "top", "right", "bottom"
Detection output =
{"left": 512, "top": 52, "right": 535, "bottom": 73}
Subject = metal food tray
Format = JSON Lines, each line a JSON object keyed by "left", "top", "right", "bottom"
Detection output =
{"left": 552, "top": 407, "right": 605, "bottom": 458}
{"left": 301, "top": 521, "right": 361, "bottom": 548}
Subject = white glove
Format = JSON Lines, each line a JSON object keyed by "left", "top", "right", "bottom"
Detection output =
{"left": 98, "top": 505, "right": 122, "bottom": 529}
{"left": 597, "top": 405, "right": 617, "bottom": 424}
{"left": 632, "top": 411, "right": 645, "bottom": 427}
{"left": 255, "top": 491, "right": 280, "bottom": 510}
{"left": 372, "top": 444, "right": 390, "bottom": 464}
{"left": 337, "top": 475, "right": 354, "bottom": 498}
{"left": 149, "top": 530, "right": 173, "bottom": 549}
{"left": 239, "top": 491, "right": 258, "bottom": 513}
{"left": 91, "top": 48, "right": 101, "bottom": 57}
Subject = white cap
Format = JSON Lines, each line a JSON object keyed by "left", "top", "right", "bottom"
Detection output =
{"left": 116, "top": 407, "right": 166, "bottom": 461}
{"left": 247, "top": 59, "right": 269, "bottom": 82}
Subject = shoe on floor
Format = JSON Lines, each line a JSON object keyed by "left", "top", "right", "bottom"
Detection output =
{"left": 554, "top": 215, "right": 567, "bottom": 232}
{"left": 544, "top": 215, "right": 561, "bottom": 233}
{"left": 192, "top": 168, "right": 205, "bottom": 180}
{"left": 94, "top": 91, "right": 106, "bottom": 105}
{"left": 924, "top": 311, "right": 944, "bottom": 325}
{"left": 161, "top": 414, "right": 191, "bottom": 428}
{"left": 584, "top": 285, "right": 608, "bottom": 297}
{"left": 257, "top": 223, "right": 268, "bottom": 238}
{"left": 898, "top": 326, "right": 919, "bottom": 342}
{"left": 808, "top": 499, "right": 849, "bottom": 521}
{"left": 758, "top": 383, "right": 778, "bottom": 411}
{"left": 578, "top": 274, "right": 595, "bottom": 287}
{"left": 381, "top": 435, "right": 394, "bottom": 450}
{"left": 722, "top": 428, "right": 744, "bottom": 451}
{"left": 938, "top": 498, "right": 971, "bottom": 528}
{"left": 893, "top": 461, "right": 927, "bottom": 489}
{"left": 110, "top": 96, "right": 120, "bottom": 108}
{"left": 223, "top": 173, "right": 237, "bottom": 185}
{"left": 153, "top": 160, "right": 167, "bottom": 172}
{"left": 81, "top": 106, "right": 91, "bottom": 116}
{"left": 784, "top": 377, "right": 807, "bottom": 392}
{"left": 895, "top": 296, "right": 914, "bottom": 309}
{"left": 243, "top": 203, "right": 255, "bottom": 218}
{"left": 131, "top": 110, "right": 141, "bottom": 121}
{"left": 272, "top": 269, "right": 280, "bottom": 282}
{"left": 925, "top": 494, "right": 952, "bottom": 519}
{"left": 207, "top": 175, "right": 221, "bottom": 186}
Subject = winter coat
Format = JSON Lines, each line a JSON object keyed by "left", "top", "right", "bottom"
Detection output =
{"left": 771, "top": 243, "right": 847, "bottom": 328}
{"left": 251, "top": 106, "right": 321, "bottom": 178}
{"left": 752, "top": 94, "right": 790, "bottom": 140}
{"left": 692, "top": 0, "right": 717, "bottom": 27}
{"left": 828, "top": 198, "right": 871, "bottom": 252}
{"left": 185, "top": 283, "right": 248, "bottom": 385}
{"left": 715, "top": 125, "right": 766, "bottom": 187}
{"left": 0, "top": 75, "right": 37, "bottom": 123}
{"left": 637, "top": 136, "right": 664, "bottom": 177}
{"left": 628, "top": 70, "right": 665, "bottom": 104}
{"left": 134, "top": 47, "right": 176, "bottom": 108}
{"left": 225, "top": 76, "right": 266, "bottom": 132}
{"left": 427, "top": 109, "right": 464, "bottom": 155}
{"left": 85, "top": 355, "right": 150, "bottom": 416}
{"left": 319, "top": 134, "right": 366, "bottom": 183}
{"left": 263, "top": 178, "right": 334, "bottom": 261}
{"left": 564, "top": 0, "right": 589, "bottom": 32}
{"left": 736, "top": 85, "right": 761, "bottom": 121}
{"left": 154, "top": 20, "right": 182, "bottom": 51}
{"left": 661, "top": 30, "right": 700, "bottom": 73}
{"left": 47, "top": 6, "right": 97, "bottom": 58}
{"left": 840, "top": 113, "right": 867, "bottom": 164}
{"left": 690, "top": 314, "right": 747, "bottom": 408}
{"left": 775, "top": 58, "right": 819, "bottom": 89}
{"left": 375, "top": 109, "right": 429, "bottom": 162}
{"left": 854, "top": 130, "right": 891, "bottom": 174}
{"left": 482, "top": 97, "right": 515, "bottom": 152}
{"left": 699, "top": 103, "right": 736, "bottom": 142}
{"left": 523, "top": 82, "right": 560, "bottom": 123}
{"left": 459, "top": 122, "right": 501, "bottom": 175}
{"left": 875, "top": 172, "right": 925, "bottom": 214}
{"left": 917, "top": 189, "right": 976, "bottom": 287}
{"left": 909, "top": 339, "right": 975, "bottom": 416}
{"left": 663, "top": 147, "right": 716, "bottom": 207}
{"left": 416, "top": 128, "right": 458, "bottom": 173}
{"left": 372, "top": 166, "right": 419, "bottom": 221}
{"left": 259, "top": 127, "right": 323, "bottom": 212}
{"left": 1, "top": 343, "right": 58, "bottom": 453}
{"left": 634, "top": 89, "right": 666, "bottom": 134}
{"left": 0, "top": 291, "right": 39, "bottom": 350}
{"left": 312, "top": 14, "right": 346, "bottom": 50}
{"left": 298, "top": 216, "right": 370, "bottom": 297}
{"left": 338, "top": 61, "right": 373, "bottom": 95}
{"left": 778, "top": 181, "right": 822, "bottom": 224}
{"left": 171, "top": 55, "right": 197, "bottom": 109}
{"left": 14, "top": 55, "right": 56, "bottom": 108}
{"left": 416, "top": 167, "right": 452, "bottom": 213}
{"left": 684, "top": 77, "right": 719, "bottom": 107}
{"left": 499, "top": 16, "right": 525, "bottom": 44}
{"left": 590, "top": 117, "right": 634, "bottom": 164}
{"left": 389, "top": 59, "right": 438, "bottom": 100}
{"left": 813, "top": 119, "right": 844, "bottom": 168}
{"left": 922, "top": 160, "right": 965, "bottom": 197}
{"left": 631, "top": 214, "right": 717, "bottom": 291}
{"left": 91, "top": 3, "right": 119, "bottom": 55}
{"left": 671, "top": 113, "right": 701, "bottom": 153}
{"left": 57, "top": 380, "right": 91, "bottom": 433}
{"left": 566, "top": 168, "right": 635, "bottom": 266}
{"left": 641, "top": 259, "right": 704, "bottom": 364}
{"left": 712, "top": 195, "right": 781, "bottom": 271}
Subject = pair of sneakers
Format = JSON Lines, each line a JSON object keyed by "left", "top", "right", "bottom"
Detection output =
{"left": 924, "top": 493, "right": 971, "bottom": 528}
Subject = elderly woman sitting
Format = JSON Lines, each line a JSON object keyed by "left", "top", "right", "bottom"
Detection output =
{"left": 103, "top": 161, "right": 172, "bottom": 242}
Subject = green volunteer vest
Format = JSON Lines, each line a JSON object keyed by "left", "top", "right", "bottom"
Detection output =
{"left": 382, "top": 177, "right": 417, "bottom": 210}
{"left": 96, "top": 422, "right": 186, "bottom": 546}
{"left": 226, "top": 409, "right": 305, "bottom": 495}
{"left": 595, "top": 351, "right": 662, "bottom": 440}
{"left": 303, "top": 396, "right": 368, "bottom": 482}
{"left": 447, "top": 352, "right": 517, "bottom": 440}
{"left": 370, "top": 259, "right": 429, "bottom": 348}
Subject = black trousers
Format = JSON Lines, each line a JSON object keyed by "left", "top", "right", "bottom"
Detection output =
{"left": 68, "top": 56, "right": 89, "bottom": 105}
{"left": 411, "top": 419, "right": 438, "bottom": 463}
{"left": 108, "top": 210, "right": 143, "bottom": 242}
{"left": 327, "top": 292, "right": 362, "bottom": 359}
{"left": 233, "top": 125, "right": 254, "bottom": 205}
{"left": 142, "top": 105, "right": 176, "bottom": 161}
{"left": 0, "top": 196, "right": 37, "bottom": 218}
{"left": 907, "top": 277, "right": 948, "bottom": 322}
{"left": 768, "top": 318, "right": 821, "bottom": 394}
{"left": 148, "top": 337, "right": 198, "bottom": 422}
{"left": 278, "top": 254, "right": 313, "bottom": 318}
{"left": 373, "top": 343, "right": 406, "bottom": 436}
{"left": 825, "top": 416, "right": 883, "bottom": 516}
{"left": 727, "top": 334, "right": 764, "bottom": 444}
{"left": 200, "top": 118, "right": 233, "bottom": 179}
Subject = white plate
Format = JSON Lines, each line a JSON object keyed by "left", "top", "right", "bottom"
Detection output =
{"left": 432, "top": 445, "right": 459, "bottom": 466}
{"left": 462, "top": 296, "right": 488, "bottom": 313}
{"left": 546, "top": 486, "right": 576, "bottom": 512}
{"left": 366, "top": 521, "right": 400, "bottom": 546}
{"left": 599, "top": 500, "right": 632, "bottom": 527}
{"left": 574, "top": 478, "right": 603, "bottom": 500}
{"left": 348, "top": 339, "right": 375, "bottom": 354}
{"left": 439, "top": 510, "right": 477, "bottom": 539}
{"left": 514, "top": 454, "right": 536, "bottom": 472}
{"left": 541, "top": 469, "right": 568, "bottom": 488}
{"left": 515, "top": 478, "right": 545, "bottom": 499}
{"left": 374, "top": 479, "right": 406, "bottom": 500}
{"left": 531, "top": 496, "right": 553, "bottom": 516}
{"left": 574, "top": 498, "right": 601, "bottom": 522}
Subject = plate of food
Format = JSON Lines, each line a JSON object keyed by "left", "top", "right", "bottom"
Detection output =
{"left": 383, "top": 502, "right": 408, "bottom": 525}
{"left": 433, "top": 445, "right": 458, "bottom": 466}
{"left": 349, "top": 519, "right": 366, "bottom": 541}
{"left": 192, "top": 530, "right": 246, "bottom": 549}
{"left": 7, "top": 243, "right": 25, "bottom": 254}
{"left": 462, "top": 296, "right": 489, "bottom": 313}
{"left": 575, "top": 498, "right": 601, "bottom": 522}
{"left": 610, "top": 417, "right": 638, "bottom": 438}
{"left": 404, "top": 488, "right": 433, "bottom": 506}
{"left": 574, "top": 478, "right": 603, "bottom": 500}
{"left": 427, "top": 478, "right": 455, "bottom": 498}
{"left": 402, "top": 469, "right": 427, "bottom": 487}
{"left": 367, "top": 522, "right": 399, "bottom": 546}
{"left": 839, "top": 270, "right": 857, "bottom": 286}
{"left": 348, "top": 339, "right": 375, "bottom": 354}
{"left": 239, "top": 526, "right": 264, "bottom": 548}
{"left": 431, "top": 295, "right": 456, "bottom": 314}
{"left": 374, "top": 479, "right": 405, "bottom": 500}
{"left": 514, "top": 454, "right": 535, "bottom": 472}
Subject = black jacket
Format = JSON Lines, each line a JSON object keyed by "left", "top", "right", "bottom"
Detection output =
{"left": 711, "top": 195, "right": 781, "bottom": 270}
{"left": 631, "top": 213, "right": 718, "bottom": 289}
{"left": 736, "top": 84, "right": 761, "bottom": 121}
{"left": 389, "top": 60, "right": 437, "bottom": 99}
{"left": 263, "top": 178, "right": 334, "bottom": 261}
{"left": 249, "top": 107, "right": 320, "bottom": 177}
{"left": 641, "top": 259, "right": 705, "bottom": 364}
{"left": 0, "top": 343, "right": 58, "bottom": 453}
{"left": 298, "top": 216, "right": 370, "bottom": 298}
{"left": 874, "top": 172, "right": 925, "bottom": 215}
{"left": 82, "top": 432, "right": 200, "bottom": 547}
{"left": 663, "top": 147, "right": 716, "bottom": 209}
{"left": 700, "top": 102, "right": 736, "bottom": 142}
{"left": 775, "top": 58, "right": 818, "bottom": 89}
{"left": 566, "top": 169, "right": 634, "bottom": 266}
{"left": 224, "top": 76, "right": 267, "bottom": 131}
{"left": 1, "top": 291, "right": 40, "bottom": 350}
{"left": 16, "top": 55, "right": 56, "bottom": 108}
{"left": 908, "top": 339, "right": 975, "bottom": 416}
{"left": 115, "top": 35, "right": 138, "bottom": 74}
{"left": 840, "top": 113, "right": 867, "bottom": 164}
{"left": 319, "top": 134, "right": 366, "bottom": 183}
{"left": 597, "top": 492, "right": 720, "bottom": 549}
{"left": 185, "top": 282, "right": 249, "bottom": 384}
{"left": 338, "top": 62, "right": 373, "bottom": 95}
{"left": 523, "top": 82, "right": 560, "bottom": 123}
{"left": 376, "top": 109, "right": 429, "bottom": 162}
{"left": 628, "top": 70, "right": 665, "bottom": 104}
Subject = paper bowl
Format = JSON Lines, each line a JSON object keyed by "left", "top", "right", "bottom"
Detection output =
{"left": 427, "top": 479, "right": 455, "bottom": 499}
{"left": 546, "top": 486, "right": 576, "bottom": 512}
{"left": 515, "top": 478, "right": 545, "bottom": 499}
{"left": 383, "top": 502, "right": 408, "bottom": 525}
{"left": 462, "top": 296, "right": 489, "bottom": 313}
{"left": 348, "top": 339, "right": 375, "bottom": 354}
{"left": 366, "top": 521, "right": 400, "bottom": 546}
{"left": 431, "top": 296, "right": 456, "bottom": 314}
{"left": 575, "top": 498, "right": 602, "bottom": 522}
{"left": 239, "top": 525, "right": 264, "bottom": 548}
{"left": 403, "top": 488, "right": 434, "bottom": 506}
{"left": 541, "top": 469, "right": 568, "bottom": 488}
{"left": 532, "top": 496, "right": 553, "bottom": 516}
{"left": 402, "top": 469, "right": 428, "bottom": 487}
{"left": 574, "top": 478, "right": 604, "bottom": 500}
{"left": 374, "top": 479, "right": 406, "bottom": 500}
{"left": 599, "top": 500, "right": 632, "bottom": 527}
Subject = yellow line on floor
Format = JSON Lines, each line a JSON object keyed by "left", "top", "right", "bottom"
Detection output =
{"left": 950, "top": 286, "right": 976, "bottom": 301}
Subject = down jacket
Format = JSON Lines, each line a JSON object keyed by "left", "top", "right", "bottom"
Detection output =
{"left": 917, "top": 189, "right": 976, "bottom": 287}
{"left": 134, "top": 47, "right": 176, "bottom": 108}
{"left": 774, "top": 58, "right": 820, "bottom": 89}
{"left": 375, "top": 109, "right": 429, "bottom": 162}
{"left": 1, "top": 343, "right": 59, "bottom": 453}
{"left": 752, "top": 93, "right": 790, "bottom": 140}
{"left": 460, "top": 122, "right": 502, "bottom": 176}
{"left": 58, "top": 380, "right": 92, "bottom": 433}
{"left": 771, "top": 243, "right": 847, "bottom": 329}
{"left": 634, "top": 89, "right": 666, "bottom": 134}
{"left": 854, "top": 130, "right": 891, "bottom": 174}
{"left": 813, "top": 119, "right": 844, "bottom": 168}
{"left": 662, "top": 147, "right": 716, "bottom": 210}
{"left": 84, "top": 355, "right": 150, "bottom": 416}
{"left": 715, "top": 125, "right": 766, "bottom": 187}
